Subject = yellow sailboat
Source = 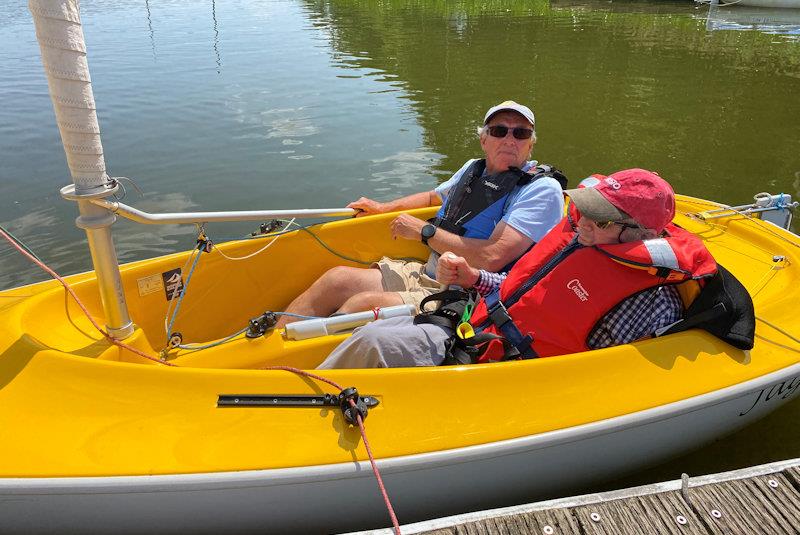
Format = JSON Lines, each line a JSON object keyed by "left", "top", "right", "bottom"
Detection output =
{"left": 3, "top": 1, "right": 800, "bottom": 533}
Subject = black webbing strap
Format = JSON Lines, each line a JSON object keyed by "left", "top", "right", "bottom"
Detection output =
{"left": 414, "top": 289, "right": 474, "bottom": 329}
{"left": 655, "top": 303, "right": 727, "bottom": 337}
{"left": 483, "top": 289, "right": 538, "bottom": 360}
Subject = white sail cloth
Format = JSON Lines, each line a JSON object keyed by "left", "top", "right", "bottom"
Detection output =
{"left": 29, "top": 0, "right": 107, "bottom": 192}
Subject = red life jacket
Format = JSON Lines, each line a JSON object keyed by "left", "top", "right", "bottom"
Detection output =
{"left": 468, "top": 215, "right": 717, "bottom": 361}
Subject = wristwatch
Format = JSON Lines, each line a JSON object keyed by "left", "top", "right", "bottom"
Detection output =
{"left": 421, "top": 224, "right": 437, "bottom": 246}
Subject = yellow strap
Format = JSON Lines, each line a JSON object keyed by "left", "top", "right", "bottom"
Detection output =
{"left": 456, "top": 322, "right": 475, "bottom": 340}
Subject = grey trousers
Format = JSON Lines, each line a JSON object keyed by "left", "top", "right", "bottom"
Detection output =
{"left": 316, "top": 316, "right": 453, "bottom": 369}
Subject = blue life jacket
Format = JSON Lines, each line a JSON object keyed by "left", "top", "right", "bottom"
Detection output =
{"left": 432, "top": 159, "right": 567, "bottom": 240}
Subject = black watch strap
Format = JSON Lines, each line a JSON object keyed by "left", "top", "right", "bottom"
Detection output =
{"left": 421, "top": 224, "right": 437, "bottom": 246}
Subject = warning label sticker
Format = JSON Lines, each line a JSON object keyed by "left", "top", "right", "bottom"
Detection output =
{"left": 136, "top": 274, "right": 164, "bottom": 297}
{"left": 161, "top": 268, "right": 185, "bottom": 301}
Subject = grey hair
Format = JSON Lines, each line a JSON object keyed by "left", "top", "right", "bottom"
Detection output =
{"left": 619, "top": 227, "right": 658, "bottom": 243}
{"left": 477, "top": 125, "right": 538, "bottom": 144}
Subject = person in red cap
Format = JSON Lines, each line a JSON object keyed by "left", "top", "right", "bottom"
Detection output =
{"left": 276, "top": 100, "right": 567, "bottom": 329}
{"left": 317, "top": 168, "right": 717, "bottom": 368}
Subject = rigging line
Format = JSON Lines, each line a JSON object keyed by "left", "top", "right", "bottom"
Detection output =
{"left": 169, "top": 311, "right": 323, "bottom": 355}
{"left": 261, "top": 366, "right": 401, "bottom": 535}
{"left": 680, "top": 203, "right": 800, "bottom": 253}
{"left": 295, "top": 224, "right": 373, "bottom": 265}
{"left": 262, "top": 219, "right": 373, "bottom": 265}
{"left": 750, "top": 263, "right": 785, "bottom": 301}
{"left": 177, "top": 326, "right": 249, "bottom": 352}
{"left": 756, "top": 316, "right": 800, "bottom": 346}
{"left": 754, "top": 334, "right": 800, "bottom": 354}
{"left": 163, "top": 246, "right": 199, "bottom": 337}
{"left": 209, "top": 219, "right": 372, "bottom": 265}
{"left": 213, "top": 218, "right": 297, "bottom": 261}
{"left": 0, "top": 223, "right": 43, "bottom": 262}
{"left": 163, "top": 223, "right": 208, "bottom": 339}
{"left": 164, "top": 245, "right": 204, "bottom": 342}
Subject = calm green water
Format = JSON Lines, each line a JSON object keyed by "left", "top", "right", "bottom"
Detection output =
{"left": 1, "top": 0, "right": 799, "bottom": 500}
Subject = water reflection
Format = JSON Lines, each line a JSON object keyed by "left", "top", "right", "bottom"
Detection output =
{"left": 369, "top": 150, "right": 445, "bottom": 192}
{"left": 302, "top": 0, "right": 800, "bottom": 208}
{"left": 113, "top": 192, "right": 200, "bottom": 261}
{"left": 145, "top": 0, "right": 156, "bottom": 61}
{"left": 212, "top": 0, "right": 222, "bottom": 73}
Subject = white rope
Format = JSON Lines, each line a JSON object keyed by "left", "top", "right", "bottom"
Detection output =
{"left": 750, "top": 261, "right": 787, "bottom": 300}
{"left": 756, "top": 316, "right": 800, "bottom": 346}
{"left": 213, "top": 218, "right": 297, "bottom": 261}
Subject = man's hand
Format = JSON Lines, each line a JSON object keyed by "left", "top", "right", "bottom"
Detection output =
{"left": 390, "top": 214, "right": 426, "bottom": 241}
{"left": 347, "top": 197, "right": 386, "bottom": 217}
{"left": 437, "top": 252, "right": 480, "bottom": 288}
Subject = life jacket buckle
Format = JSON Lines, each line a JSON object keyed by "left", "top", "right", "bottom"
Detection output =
{"left": 487, "top": 298, "right": 513, "bottom": 329}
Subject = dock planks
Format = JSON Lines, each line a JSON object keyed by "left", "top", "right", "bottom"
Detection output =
{"left": 376, "top": 458, "right": 800, "bottom": 535}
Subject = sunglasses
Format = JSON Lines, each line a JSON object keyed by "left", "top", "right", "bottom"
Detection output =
{"left": 595, "top": 220, "right": 641, "bottom": 230}
{"left": 487, "top": 125, "right": 534, "bottom": 140}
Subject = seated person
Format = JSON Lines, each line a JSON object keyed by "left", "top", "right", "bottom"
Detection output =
{"left": 276, "top": 101, "right": 566, "bottom": 328}
{"left": 317, "top": 168, "right": 717, "bottom": 369}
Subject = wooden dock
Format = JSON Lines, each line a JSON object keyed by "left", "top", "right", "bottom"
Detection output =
{"left": 356, "top": 458, "right": 800, "bottom": 534}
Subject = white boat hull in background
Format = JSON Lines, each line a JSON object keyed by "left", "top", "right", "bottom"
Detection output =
{"left": 717, "top": 0, "right": 800, "bottom": 8}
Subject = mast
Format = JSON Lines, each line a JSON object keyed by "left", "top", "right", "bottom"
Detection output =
{"left": 28, "top": 0, "right": 133, "bottom": 338}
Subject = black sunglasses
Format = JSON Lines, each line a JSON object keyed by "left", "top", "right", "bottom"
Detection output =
{"left": 487, "top": 125, "right": 534, "bottom": 140}
{"left": 596, "top": 220, "right": 641, "bottom": 230}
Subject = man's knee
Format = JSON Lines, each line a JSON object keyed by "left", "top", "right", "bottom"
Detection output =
{"left": 316, "top": 265, "right": 359, "bottom": 287}
{"left": 316, "top": 265, "right": 382, "bottom": 292}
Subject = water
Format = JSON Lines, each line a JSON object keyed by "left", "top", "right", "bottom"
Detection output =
{"left": 1, "top": 0, "right": 799, "bottom": 497}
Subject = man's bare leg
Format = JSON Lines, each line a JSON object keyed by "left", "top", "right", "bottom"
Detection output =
{"left": 276, "top": 266, "right": 385, "bottom": 327}
{"left": 336, "top": 291, "right": 405, "bottom": 315}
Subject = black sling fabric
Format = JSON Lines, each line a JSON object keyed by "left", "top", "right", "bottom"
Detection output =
{"left": 658, "top": 264, "right": 755, "bottom": 350}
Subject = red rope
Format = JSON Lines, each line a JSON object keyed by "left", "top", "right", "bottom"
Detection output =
{"left": 0, "top": 227, "right": 173, "bottom": 366}
{"left": 2, "top": 228, "right": 400, "bottom": 532}
{"left": 263, "top": 366, "right": 401, "bottom": 534}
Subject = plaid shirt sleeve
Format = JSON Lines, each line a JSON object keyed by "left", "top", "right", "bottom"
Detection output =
{"left": 474, "top": 270, "right": 507, "bottom": 296}
{"left": 587, "top": 285, "right": 684, "bottom": 350}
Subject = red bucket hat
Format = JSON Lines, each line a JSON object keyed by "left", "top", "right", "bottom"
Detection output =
{"left": 566, "top": 169, "right": 675, "bottom": 233}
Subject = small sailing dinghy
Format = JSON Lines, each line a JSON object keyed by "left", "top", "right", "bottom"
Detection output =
{"left": 2, "top": 1, "right": 800, "bottom": 533}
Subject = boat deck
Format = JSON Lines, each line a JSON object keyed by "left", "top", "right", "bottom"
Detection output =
{"left": 375, "top": 458, "right": 800, "bottom": 535}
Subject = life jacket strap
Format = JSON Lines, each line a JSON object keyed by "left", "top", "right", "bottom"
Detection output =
{"left": 483, "top": 289, "right": 538, "bottom": 360}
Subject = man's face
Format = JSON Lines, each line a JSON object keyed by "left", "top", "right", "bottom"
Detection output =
{"left": 480, "top": 111, "right": 534, "bottom": 175}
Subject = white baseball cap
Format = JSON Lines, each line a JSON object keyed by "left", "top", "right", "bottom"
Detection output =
{"left": 484, "top": 100, "right": 535, "bottom": 127}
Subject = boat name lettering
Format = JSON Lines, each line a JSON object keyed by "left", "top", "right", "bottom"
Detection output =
{"left": 567, "top": 279, "right": 589, "bottom": 302}
{"left": 739, "top": 375, "right": 800, "bottom": 417}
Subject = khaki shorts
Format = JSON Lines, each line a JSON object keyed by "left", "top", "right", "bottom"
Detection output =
{"left": 374, "top": 257, "right": 444, "bottom": 312}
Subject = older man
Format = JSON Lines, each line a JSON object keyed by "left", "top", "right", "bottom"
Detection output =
{"left": 316, "top": 168, "right": 717, "bottom": 368}
{"left": 276, "top": 101, "right": 566, "bottom": 327}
